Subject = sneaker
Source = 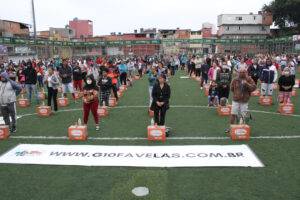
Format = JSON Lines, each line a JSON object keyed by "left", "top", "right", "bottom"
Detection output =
{"left": 95, "top": 125, "right": 100, "bottom": 131}
{"left": 166, "top": 132, "right": 170, "bottom": 137}
{"left": 10, "top": 127, "right": 17, "bottom": 133}
{"left": 225, "top": 128, "right": 230, "bottom": 135}
{"left": 165, "top": 127, "right": 171, "bottom": 137}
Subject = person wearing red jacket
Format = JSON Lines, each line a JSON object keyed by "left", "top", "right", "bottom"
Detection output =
{"left": 96, "top": 57, "right": 103, "bottom": 66}
{"left": 82, "top": 75, "right": 99, "bottom": 131}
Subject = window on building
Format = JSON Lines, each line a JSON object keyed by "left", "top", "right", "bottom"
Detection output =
{"left": 20, "top": 23, "right": 28, "bottom": 29}
{"left": 236, "top": 17, "right": 243, "bottom": 21}
{"left": 226, "top": 26, "right": 230, "bottom": 31}
{"left": 238, "top": 26, "right": 241, "bottom": 30}
{"left": 261, "top": 26, "right": 266, "bottom": 31}
{"left": 253, "top": 16, "right": 256, "bottom": 20}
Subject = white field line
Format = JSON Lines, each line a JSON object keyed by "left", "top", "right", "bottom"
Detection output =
{"left": 17, "top": 105, "right": 300, "bottom": 118}
{"left": 9, "top": 135, "right": 300, "bottom": 140}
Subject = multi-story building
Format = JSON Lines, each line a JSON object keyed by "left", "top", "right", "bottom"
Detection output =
{"left": 158, "top": 29, "right": 191, "bottom": 55}
{"left": 159, "top": 25, "right": 215, "bottom": 55}
{"left": 0, "top": 19, "right": 30, "bottom": 38}
{"left": 37, "top": 31, "right": 50, "bottom": 39}
{"left": 49, "top": 27, "right": 75, "bottom": 41}
{"left": 69, "top": 18, "right": 93, "bottom": 39}
{"left": 218, "top": 12, "right": 272, "bottom": 39}
{"left": 217, "top": 12, "right": 273, "bottom": 54}
{"left": 85, "top": 29, "right": 160, "bottom": 56}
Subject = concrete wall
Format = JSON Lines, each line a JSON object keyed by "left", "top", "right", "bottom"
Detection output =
{"left": 49, "top": 27, "right": 75, "bottom": 40}
{"left": 218, "top": 14, "right": 263, "bottom": 26}
{"left": 219, "top": 25, "right": 270, "bottom": 36}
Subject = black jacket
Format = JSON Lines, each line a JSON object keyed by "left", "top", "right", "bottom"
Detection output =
{"left": 97, "top": 77, "right": 112, "bottom": 92}
{"left": 216, "top": 68, "right": 231, "bottom": 87}
{"left": 278, "top": 75, "right": 295, "bottom": 92}
{"left": 201, "top": 64, "right": 210, "bottom": 75}
{"left": 247, "top": 64, "right": 261, "bottom": 79}
{"left": 59, "top": 65, "right": 73, "bottom": 84}
{"left": 23, "top": 66, "right": 37, "bottom": 84}
{"left": 72, "top": 66, "right": 82, "bottom": 81}
{"left": 151, "top": 82, "right": 171, "bottom": 110}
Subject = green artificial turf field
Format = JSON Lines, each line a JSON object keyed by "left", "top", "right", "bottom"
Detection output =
{"left": 0, "top": 71, "right": 299, "bottom": 200}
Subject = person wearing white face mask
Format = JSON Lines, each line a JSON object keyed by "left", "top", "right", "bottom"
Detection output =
{"left": 216, "top": 59, "right": 232, "bottom": 102}
{"left": 82, "top": 75, "right": 99, "bottom": 131}
{"left": 278, "top": 67, "right": 295, "bottom": 104}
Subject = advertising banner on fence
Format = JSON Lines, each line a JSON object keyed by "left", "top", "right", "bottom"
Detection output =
{"left": 0, "top": 144, "right": 264, "bottom": 168}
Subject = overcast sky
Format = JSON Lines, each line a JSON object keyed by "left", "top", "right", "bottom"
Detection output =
{"left": 0, "top": 0, "right": 272, "bottom": 35}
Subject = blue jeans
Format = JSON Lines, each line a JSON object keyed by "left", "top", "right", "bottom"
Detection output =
{"left": 25, "top": 84, "right": 39, "bottom": 104}
{"left": 37, "top": 76, "right": 44, "bottom": 88}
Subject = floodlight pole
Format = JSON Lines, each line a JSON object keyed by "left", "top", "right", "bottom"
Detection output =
{"left": 31, "top": 0, "right": 37, "bottom": 57}
{"left": 32, "top": 0, "right": 37, "bottom": 40}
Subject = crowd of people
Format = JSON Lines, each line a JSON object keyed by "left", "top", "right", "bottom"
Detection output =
{"left": 0, "top": 52, "right": 299, "bottom": 134}
{"left": 186, "top": 53, "right": 298, "bottom": 131}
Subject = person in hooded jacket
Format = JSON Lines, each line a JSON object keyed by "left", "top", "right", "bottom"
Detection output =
{"left": 82, "top": 75, "right": 99, "bottom": 131}
{"left": 97, "top": 68, "right": 112, "bottom": 107}
{"left": 72, "top": 62, "right": 83, "bottom": 92}
{"left": 260, "top": 58, "right": 278, "bottom": 96}
{"left": 23, "top": 61, "right": 39, "bottom": 104}
{"left": 0, "top": 71, "right": 22, "bottom": 133}
{"left": 278, "top": 67, "right": 295, "bottom": 104}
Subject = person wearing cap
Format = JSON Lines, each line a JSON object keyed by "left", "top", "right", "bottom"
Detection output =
{"left": 278, "top": 67, "right": 295, "bottom": 104}
{"left": 229, "top": 67, "right": 256, "bottom": 127}
{"left": 0, "top": 71, "right": 22, "bottom": 133}
{"left": 151, "top": 74, "right": 171, "bottom": 127}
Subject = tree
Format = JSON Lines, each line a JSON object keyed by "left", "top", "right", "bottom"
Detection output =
{"left": 263, "top": 0, "right": 300, "bottom": 33}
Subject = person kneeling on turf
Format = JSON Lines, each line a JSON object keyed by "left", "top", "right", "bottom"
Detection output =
{"left": 151, "top": 74, "right": 171, "bottom": 126}
{"left": 83, "top": 75, "right": 99, "bottom": 131}
{"left": 229, "top": 67, "right": 256, "bottom": 127}
{"left": 0, "top": 71, "right": 22, "bottom": 133}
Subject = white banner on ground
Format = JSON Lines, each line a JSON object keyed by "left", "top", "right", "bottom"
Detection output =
{"left": 0, "top": 144, "right": 264, "bottom": 167}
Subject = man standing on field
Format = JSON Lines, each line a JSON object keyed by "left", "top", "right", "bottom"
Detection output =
{"left": 227, "top": 67, "right": 256, "bottom": 131}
